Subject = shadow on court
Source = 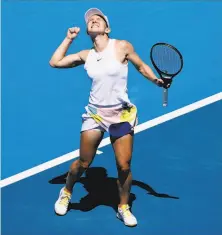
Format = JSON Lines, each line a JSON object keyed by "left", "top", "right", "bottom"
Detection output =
{"left": 49, "top": 167, "right": 179, "bottom": 213}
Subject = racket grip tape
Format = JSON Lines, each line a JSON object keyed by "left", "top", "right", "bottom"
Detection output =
{"left": 163, "top": 88, "right": 168, "bottom": 107}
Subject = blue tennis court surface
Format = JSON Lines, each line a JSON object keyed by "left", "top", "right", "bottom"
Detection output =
{"left": 2, "top": 100, "right": 222, "bottom": 235}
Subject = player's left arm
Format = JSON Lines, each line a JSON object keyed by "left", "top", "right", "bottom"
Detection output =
{"left": 121, "top": 40, "right": 164, "bottom": 87}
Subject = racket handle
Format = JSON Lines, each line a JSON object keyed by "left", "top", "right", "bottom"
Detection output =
{"left": 163, "top": 88, "right": 168, "bottom": 107}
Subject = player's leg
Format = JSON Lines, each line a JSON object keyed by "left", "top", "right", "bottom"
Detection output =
{"left": 66, "top": 130, "right": 104, "bottom": 193}
{"left": 55, "top": 128, "right": 104, "bottom": 215}
{"left": 111, "top": 132, "right": 137, "bottom": 226}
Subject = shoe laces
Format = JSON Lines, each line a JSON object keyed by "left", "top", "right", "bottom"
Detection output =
{"left": 119, "top": 205, "right": 132, "bottom": 218}
{"left": 59, "top": 192, "right": 71, "bottom": 207}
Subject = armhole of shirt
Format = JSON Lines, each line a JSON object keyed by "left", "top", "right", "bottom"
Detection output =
{"left": 112, "top": 39, "right": 128, "bottom": 67}
{"left": 84, "top": 48, "right": 93, "bottom": 70}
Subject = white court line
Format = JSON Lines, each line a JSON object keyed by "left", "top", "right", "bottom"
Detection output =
{"left": 96, "top": 150, "right": 103, "bottom": 155}
{"left": 0, "top": 92, "right": 221, "bottom": 188}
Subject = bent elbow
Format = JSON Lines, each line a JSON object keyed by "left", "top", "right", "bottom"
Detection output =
{"left": 138, "top": 63, "right": 149, "bottom": 76}
{"left": 49, "top": 60, "right": 57, "bottom": 68}
{"left": 138, "top": 64, "right": 145, "bottom": 74}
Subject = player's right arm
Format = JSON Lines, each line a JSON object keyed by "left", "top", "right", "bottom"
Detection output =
{"left": 49, "top": 27, "right": 89, "bottom": 68}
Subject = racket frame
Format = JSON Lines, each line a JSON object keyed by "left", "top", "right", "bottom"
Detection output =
{"left": 150, "top": 42, "right": 183, "bottom": 107}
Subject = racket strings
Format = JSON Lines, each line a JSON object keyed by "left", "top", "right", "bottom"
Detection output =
{"left": 152, "top": 45, "right": 182, "bottom": 75}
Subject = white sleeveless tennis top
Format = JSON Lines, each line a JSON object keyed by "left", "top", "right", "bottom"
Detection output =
{"left": 84, "top": 39, "right": 130, "bottom": 106}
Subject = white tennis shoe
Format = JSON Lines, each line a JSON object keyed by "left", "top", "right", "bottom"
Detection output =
{"left": 116, "top": 204, "right": 137, "bottom": 227}
{"left": 54, "top": 187, "right": 71, "bottom": 215}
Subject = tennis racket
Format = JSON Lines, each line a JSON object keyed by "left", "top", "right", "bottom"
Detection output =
{"left": 150, "top": 42, "right": 183, "bottom": 107}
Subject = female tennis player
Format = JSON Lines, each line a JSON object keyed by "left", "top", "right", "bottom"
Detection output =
{"left": 50, "top": 8, "right": 165, "bottom": 227}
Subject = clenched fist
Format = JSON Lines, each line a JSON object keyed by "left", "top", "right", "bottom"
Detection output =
{"left": 67, "top": 27, "right": 80, "bottom": 40}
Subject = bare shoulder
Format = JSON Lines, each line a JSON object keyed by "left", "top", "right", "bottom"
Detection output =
{"left": 78, "top": 49, "right": 90, "bottom": 62}
{"left": 115, "top": 39, "right": 134, "bottom": 54}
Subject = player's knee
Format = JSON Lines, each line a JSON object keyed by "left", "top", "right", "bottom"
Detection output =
{"left": 117, "top": 160, "right": 131, "bottom": 172}
{"left": 79, "top": 159, "right": 91, "bottom": 169}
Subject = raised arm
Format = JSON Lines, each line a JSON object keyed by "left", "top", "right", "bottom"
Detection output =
{"left": 49, "top": 27, "right": 89, "bottom": 68}
{"left": 119, "top": 40, "right": 165, "bottom": 87}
